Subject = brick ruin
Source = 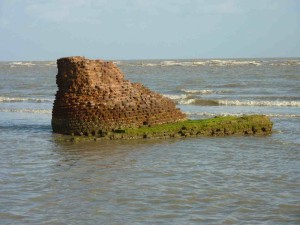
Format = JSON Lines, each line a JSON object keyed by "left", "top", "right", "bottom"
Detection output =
{"left": 52, "top": 56, "right": 186, "bottom": 136}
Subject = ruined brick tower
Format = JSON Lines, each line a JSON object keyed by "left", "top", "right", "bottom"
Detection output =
{"left": 52, "top": 56, "right": 186, "bottom": 136}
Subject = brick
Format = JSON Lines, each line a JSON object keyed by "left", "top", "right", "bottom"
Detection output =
{"left": 52, "top": 56, "right": 186, "bottom": 135}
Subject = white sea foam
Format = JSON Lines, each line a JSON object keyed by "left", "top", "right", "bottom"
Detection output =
{"left": 230, "top": 61, "right": 261, "bottom": 66}
{"left": 192, "top": 61, "right": 206, "bottom": 66}
{"left": 178, "top": 99, "right": 196, "bottom": 105}
{"left": 160, "top": 61, "right": 184, "bottom": 66}
{"left": 209, "top": 60, "right": 223, "bottom": 63}
{"left": 139, "top": 61, "right": 196, "bottom": 67}
{"left": 269, "top": 60, "right": 300, "bottom": 66}
{"left": 186, "top": 112, "right": 248, "bottom": 117}
{"left": 95, "top": 59, "right": 300, "bottom": 67}
{"left": 181, "top": 89, "right": 215, "bottom": 94}
{"left": 155, "top": 60, "right": 262, "bottom": 67}
{"left": 162, "top": 94, "right": 300, "bottom": 107}
{"left": 185, "top": 111, "right": 300, "bottom": 118}
{"left": 179, "top": 99, "right": 219, "bottom": 106}
{"left": 218, "top": 100, "right": 300, "bottom": 107}
{"left": 0, "top": 108, "right": 52, "bottom": 114}
{"left": 208, "top": 60, "right": 261, "bottom": 66}
{"left": 0, "top": 97, "right": 54, "bottom": 103}
{"left": 142, "top": 63, "right": 158, "bottom": 67}
{"left": 286, "top": 60, "right": 300, "bottom": 65}
{"left": 44, "top": 62, "right": 56, "bottom": 66}
{"left": 163, "top": 94, "right": 188, "bottom": 100}
{"left": 10, "top": 62, "right": 35, "bottom": 66}
{"left": 113, "top": 61, "right": 124, "bottom": 66}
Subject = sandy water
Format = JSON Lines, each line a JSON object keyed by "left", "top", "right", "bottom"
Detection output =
{"left": 0, "top": 58, "right": 299, "bottom": 224}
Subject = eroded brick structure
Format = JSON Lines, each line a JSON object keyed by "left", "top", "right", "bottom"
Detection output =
{"left": 52, "top": 56, "right": 186, "bottom": 135}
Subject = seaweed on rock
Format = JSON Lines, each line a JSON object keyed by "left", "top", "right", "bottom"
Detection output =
{"left": 56, "top": 115, "right": 273, "bottom": 142}
{"left": 51, "top": 56, "right": 273, "bottom": 141}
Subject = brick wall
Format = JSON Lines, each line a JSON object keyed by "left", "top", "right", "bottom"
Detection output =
{"left": 52, "top": 56, "right": 186, "bottom": 136}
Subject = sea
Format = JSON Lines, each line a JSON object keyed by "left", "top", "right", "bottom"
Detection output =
{"left": 0, "top": 58, "right": 299, "bottom": 224}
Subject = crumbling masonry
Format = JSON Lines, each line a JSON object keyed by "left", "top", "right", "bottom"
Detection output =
{"left": 52, "top": 56, "right": 186, "bottom": 136}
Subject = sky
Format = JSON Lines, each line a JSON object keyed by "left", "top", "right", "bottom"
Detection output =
{"left": 0, "top": 0, "right": 299, "bottom": 60}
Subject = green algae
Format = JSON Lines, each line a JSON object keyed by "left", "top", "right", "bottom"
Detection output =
{"left": 54, "top": 115, "right": 273, "bottom": 142}
{"left": 121, "top": 115, "right": 272, "bottom": 138}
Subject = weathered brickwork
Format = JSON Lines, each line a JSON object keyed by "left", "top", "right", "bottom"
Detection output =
{"left": 52, "top": 56, "right": 186, "bottom": 135}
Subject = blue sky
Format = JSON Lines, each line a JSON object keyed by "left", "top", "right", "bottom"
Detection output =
{"left": 0, "top": 0, "right": 299, "bottom": 60}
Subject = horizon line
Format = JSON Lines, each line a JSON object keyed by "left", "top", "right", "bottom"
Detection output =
{"left": 1, "top": 56, "right": 300, "bottom": 62}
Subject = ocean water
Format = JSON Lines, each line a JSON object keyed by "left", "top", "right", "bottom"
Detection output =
{"left": 0, "top": 58, "right": 299, "bottom": 224}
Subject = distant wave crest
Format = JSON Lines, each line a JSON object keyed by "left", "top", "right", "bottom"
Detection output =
{"left": 7, "top": 61, "right": 56, "bottom": 67}
{"left": 186, "top": 112, "right": 300, "bottom": 118}
{"left": 0, "top": 97, "right": 54, "bottom": 103}
{"left": 269, "top": 60, "right": 300, "bottom": 66}
{"left": 163, "top": 94, "right": 189, "bottom": 100}
{"left": 5, "top": 59, "right": 300, "bottom": 68}
{"left": 180, "top": 89, "right": 234, "bottom": 94}
{"left": 180, "top": 89, "right": 214, "bottom": 94}
{"left": 218, "top": 100, "right": 300, "bottom": 107}
{"left": 0, "top": 108, "right": 51, "bottom": 114}
{"left": 10, "top": 62, "right": 36, "bottom": 67}
{"left": 114, "top": 59, "right": 300, "bottom": 67}
{"left": 138, "top": 60, "right": 262, "bottom": 67}
{"left": 163, "top": 94, "right": 300, "bottom": 107}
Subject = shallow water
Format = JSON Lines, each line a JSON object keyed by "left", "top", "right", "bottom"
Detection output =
{"left": 0, "top": 58, "right": 300, "bottom": 224}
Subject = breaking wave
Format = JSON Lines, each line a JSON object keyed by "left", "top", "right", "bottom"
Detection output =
{"left": 180, "top": 89, "right": 234, "bottom": 94}
{"left": 44, "top": 62, "right": 56, "bottom": 66}
{"left": 5, "top": 59, "right": 300, "bottom": 68}
{"left": 180, "top": 89, "right": 214, "bottom": 94}
{"left": 178, "top": 99, "right": 220, "bottom": 106}
{"left": 0, "top": 108, "right": 51, "bottom": 114}
{"left": 114, "top": 58, "right": 300, "bottom": 67}
{"left": 163, "top": 89, "right": 233, "bottom": 101}
{"left": 184, "top": 99, "right": 300, "bottom": 107}
{"left": 186, "top": 111, "right": 300, "bottom": 118}
{"left": 9, "top": 62, "right": 36, "bottom": 67}
{"left": 163, "top": 94, "right": 189, "bottom": 100}
{"left": 139, "top": 60, "right": 262, "bottom": 67}
{"left": 218, "top": 100, "right": 300, "bottom": 107}
{"left": 269, "top": 60, "right": 300, "bottom": 66}
{"left": 208, "top": 60, "right": 261, "bottom": 66}
{"left": 164, "top": 94, "right": 300, "bottom": 107}
{"left": 0, "top": 97, "right": 54, "bottom": 103}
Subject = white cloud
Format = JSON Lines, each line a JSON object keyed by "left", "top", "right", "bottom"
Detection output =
{"left": 216, "top": 0, "right": 240, "bottom": 14}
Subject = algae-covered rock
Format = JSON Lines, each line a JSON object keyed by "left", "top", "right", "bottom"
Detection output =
{"left": 113, "top": 115, "right": 273, "bottom": 139}
{"left": 51, "top": 56, "right": 273, "bottom": 140}
{"left": 57, "top": 115, "right": 273, "bottom": 142}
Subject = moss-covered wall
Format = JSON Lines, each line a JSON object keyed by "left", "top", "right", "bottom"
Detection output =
{"left": 58, "top": 115, "right": 273, "bottom": 142}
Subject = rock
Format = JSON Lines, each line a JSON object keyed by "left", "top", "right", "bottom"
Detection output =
{"left": 52, "top": 56, "right": 186, "bottom": 135}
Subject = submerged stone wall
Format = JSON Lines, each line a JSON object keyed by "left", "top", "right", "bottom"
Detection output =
{"left": 52, "top": 56, "right": 186, "bottom": 135}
